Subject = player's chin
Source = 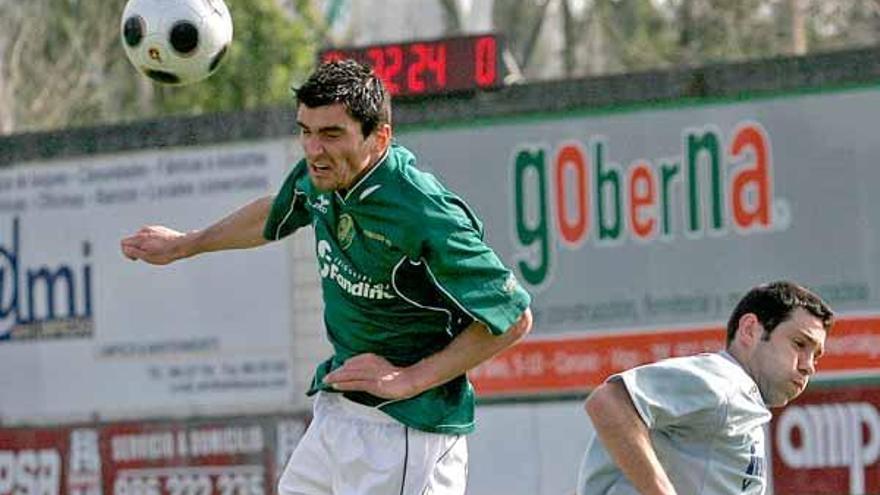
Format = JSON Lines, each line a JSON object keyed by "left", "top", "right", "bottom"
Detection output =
{"left": 769, "top": 388, "right": 800, "bottom": 408}
{"left": 308, "top": 175, "right": 336, "bottom": 193}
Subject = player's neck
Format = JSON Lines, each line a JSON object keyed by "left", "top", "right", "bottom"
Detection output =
{"left": 342, "top": 147, "right": 389, "bottom": 195}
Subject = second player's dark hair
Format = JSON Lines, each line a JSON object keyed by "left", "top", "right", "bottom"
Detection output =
{"left": 293, "top": 59, "right": 391, "bottom": 138}
{"left": 726, "top": 281, "right": 834, "bottom": 345}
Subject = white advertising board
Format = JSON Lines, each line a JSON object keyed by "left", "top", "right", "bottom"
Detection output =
{"left": 0, "top": 140, "right": 299, "bottom": 423}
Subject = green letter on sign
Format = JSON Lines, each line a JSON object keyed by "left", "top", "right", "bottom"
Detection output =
{"left": 514, "top": 148, "right": 550, "bottom": 286}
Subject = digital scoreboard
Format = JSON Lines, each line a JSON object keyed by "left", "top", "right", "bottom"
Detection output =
{"left": 319, "top": 34, "right": 503, "bottom": 97}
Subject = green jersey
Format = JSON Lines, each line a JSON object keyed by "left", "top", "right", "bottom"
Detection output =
{"left": 263, "top": 144, "right": 531, "bottom": 434}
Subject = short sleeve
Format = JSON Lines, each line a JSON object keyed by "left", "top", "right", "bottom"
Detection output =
{"left": 615, "top": 359, "right": 727, "bottom": 430}
{"left": 418, "top": 194, "right": 531, "bottom": 335}
{"left": 263, "top": 161, "right": 312, "bottom": 241}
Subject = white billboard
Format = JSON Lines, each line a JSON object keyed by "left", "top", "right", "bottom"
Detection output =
{"left": 0, "top": 140, "right": 298, "bottom": 423}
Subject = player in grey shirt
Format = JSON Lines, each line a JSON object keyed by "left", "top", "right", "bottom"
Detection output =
{"left": 577, "top": 281, "right": 834, "bottom": 495}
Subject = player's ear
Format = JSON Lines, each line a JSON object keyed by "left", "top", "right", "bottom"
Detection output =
{"left": 372, "top": 123, "right": 392, "bottom": 153}
{"left": 736, "top": 313, "right": 762, "bottom": 348}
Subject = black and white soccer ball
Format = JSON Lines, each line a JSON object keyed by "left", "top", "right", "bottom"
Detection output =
{"left": 121, "top": 0, "right": 233, "bottom": 86}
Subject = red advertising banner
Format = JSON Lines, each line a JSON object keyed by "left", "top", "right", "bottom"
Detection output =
{"left": 472, "top": 315, "right": 880, "bottom": 396}
{"left": 0, "top": 416, "right": 307, "bottom": 495}
{"left": 103, "top": 422, "right": 270, "bottom": 495}
{"left": 471, "top": 326, "right": 725, "bottom": 395}
{"left": 0, "top": 428, "right": 69, "bottom": 495}
{"left": 771, "top": 385, "right": 880, "bottom": 495}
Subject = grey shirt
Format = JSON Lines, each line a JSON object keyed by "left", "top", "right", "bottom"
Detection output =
{"left": 577, "top": 351, "right": 772, "bottom": 495}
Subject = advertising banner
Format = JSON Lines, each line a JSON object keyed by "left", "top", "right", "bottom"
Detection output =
{"left": 771, "top": 384, "right": 880, "bottom": 495}
{"left": 0, "top": 414, "right": 307, "bottom": 495}
{"left": 398, "top": 87, "right": 880, "bottom": 394}
{"left": 406, "top": 88, "right": 880, "bottom": 334}
{"left": 0, "top": 140, "right": 298, "bottom": 422}
{"left": 472, "top": 316, "right": 880, "bottom": 395}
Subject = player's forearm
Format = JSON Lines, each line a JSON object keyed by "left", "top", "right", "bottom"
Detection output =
{"left": 405, "top": 308, "right": 532, "bottom": 395}
{"left": 182, "top": 195, "right": 274, "bottom": 258}
{"left": 586, "top": 382, "right": 679, "bottom": 495}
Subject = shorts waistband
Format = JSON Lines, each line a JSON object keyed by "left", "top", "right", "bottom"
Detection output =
{"left": 315, "top": 391, "right": 399, "bottom": 425}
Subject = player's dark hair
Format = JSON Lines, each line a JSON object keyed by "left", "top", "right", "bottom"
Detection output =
{"left": 726, "top": 281, "right": 834, "bottom": 345}
{"left": 293, "top": 59, "right": 391, "bottom": 138}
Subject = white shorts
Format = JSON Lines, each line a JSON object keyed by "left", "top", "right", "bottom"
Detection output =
{"left": 277, "top": 392, "right": 468, "bottom": 495}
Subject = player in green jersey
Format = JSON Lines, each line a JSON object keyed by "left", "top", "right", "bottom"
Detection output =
{"left": 121, "top": 59, "right": 533, "bottom": 495}
{"left": 577, "top": 281, "right": 833, "bottom": 495}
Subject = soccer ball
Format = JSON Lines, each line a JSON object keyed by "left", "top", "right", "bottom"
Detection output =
{"left": 120, "top": 0, "right": 233, "bottom": 86}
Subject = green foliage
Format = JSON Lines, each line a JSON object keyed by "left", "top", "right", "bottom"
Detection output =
{"left": 0, "top": 0, "right": 321, "bottom": 133}
{"left": 0, "top": 0, "right": 134, "bottom": 131}
{"left": 2, "top": 0, "right": 878, "bottom": 134}
{"left": 499, "top": 0, "right": 880, "bottom": 79}
{"left": 600, "top": 0, "right": 680, "bottom": 70}
{"left": 154, "top": 0, "right": 318, "bottom": 114}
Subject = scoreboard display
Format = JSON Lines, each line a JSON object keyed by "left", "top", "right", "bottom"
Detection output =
{"left": 319, "top": 34, "right": 503, "bottom": 97}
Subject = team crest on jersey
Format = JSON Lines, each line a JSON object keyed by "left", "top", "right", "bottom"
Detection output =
{"left": 337, "top": 213, "right": 355, "bottom": 250}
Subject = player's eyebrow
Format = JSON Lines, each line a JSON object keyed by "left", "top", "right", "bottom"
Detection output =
{"left": 796, "top": 329, "right": 825, "bottom": 357}
{"left": 296, "top": 121, "right": 346, "bottom": 133}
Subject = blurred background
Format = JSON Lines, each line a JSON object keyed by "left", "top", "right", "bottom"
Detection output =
{"left": 2, "top": 0, "right": 879, "bottom": 133}
{"left": 1, "top": 1, "right": 880, "bottom": 494}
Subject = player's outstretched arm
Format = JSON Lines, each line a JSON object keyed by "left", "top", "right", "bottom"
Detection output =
{"left": 585, "top": 381, "right": 679, "bottom": 495}
{"left": 323, "top": 308, "right": 533, "bottom": 400}
{"left": 120, "top": 195, "right": 274, "bottom": 265}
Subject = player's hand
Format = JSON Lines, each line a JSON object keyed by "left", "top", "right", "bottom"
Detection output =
{"left": 120, "top": 225, "right": 189, "bottom": 265}
{"left": 323, "top": 353, "right": 418, "bottom": 400}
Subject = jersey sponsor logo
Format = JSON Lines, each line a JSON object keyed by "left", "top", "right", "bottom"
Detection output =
{"left": 309, "top": 195, "right": 330, "bottom": 214}
{"left": 316, "top": 240, "right": 394, "bottom": 300}
{"left": 776, "top": 402, "right": 880, "bottom": 495}
{"left": 337, "top": 214, "right": 355, "bottom": 250}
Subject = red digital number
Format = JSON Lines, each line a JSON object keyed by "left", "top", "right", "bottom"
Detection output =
{"left": 428, "top": 43, "right": 447, "bottom": 89}
{"left": 407, "top": 44, "right": 428, "bottom": 93}
{"left": 474, "top": 36, "right": 497, "bottom": 87}
{"left": 366, "top": 48, "right": 390, "bottom": 93}
{"left": 407, "top": 43, "right": 447, "bottom": 94}
{"left": 368, "top": 46, "right": 404, "bottom": 95}
{"left": 384, "top": 45, "right": 404, "bottom": 94}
